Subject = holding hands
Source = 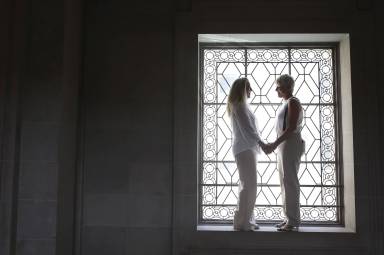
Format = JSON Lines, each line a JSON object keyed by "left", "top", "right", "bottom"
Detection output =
{"left": 263, "top": 143, "right": 277, "bottom": 154}
{"left": 258, "top": 141, "right": 277, "bottom": 155}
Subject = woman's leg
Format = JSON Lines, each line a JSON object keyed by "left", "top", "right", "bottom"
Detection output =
{"left": 234, "top": 150, "right": 257, "bottom": 229}
{"left": 281, "top": 139, "right": 302, "bottom": 227}
{"left": 277, "top": 150, "right": 287, "bottom": 224}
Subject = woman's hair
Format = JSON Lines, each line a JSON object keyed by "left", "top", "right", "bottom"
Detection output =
{"left": 276, "top": 74, "right": 295, "bottom": 92}
{"left": 227, "top": 77, "right": 249, "bottom": 116}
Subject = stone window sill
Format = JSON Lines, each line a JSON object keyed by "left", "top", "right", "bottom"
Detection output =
{"left": 197, "top": 225, "right": 355, "bottom": 233}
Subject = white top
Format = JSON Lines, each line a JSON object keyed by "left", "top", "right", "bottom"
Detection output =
{"left": 230, "top": 102, "right": 262, "bottom": 156}
{"left": 275, "top": 97, "right": 303, "bottom": 136}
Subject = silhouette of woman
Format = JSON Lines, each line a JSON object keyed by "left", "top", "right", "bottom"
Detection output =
{"left": 264, "top": 74, "right": 305, "bottom": 232}
{"left": 227, "top": 77, "right": 265, "bottom": 231}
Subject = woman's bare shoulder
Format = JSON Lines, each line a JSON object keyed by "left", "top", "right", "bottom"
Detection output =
{"left": 288, "top": 97, "right": 302, "bottom": 109}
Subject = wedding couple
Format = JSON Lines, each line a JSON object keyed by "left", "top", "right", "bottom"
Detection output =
{"left": 227, "top": 74, "right": 305, "bottom": 232}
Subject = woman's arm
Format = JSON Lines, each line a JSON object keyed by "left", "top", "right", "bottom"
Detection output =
{"left": 234, "top": 103, "right": 264, "bottom": 146}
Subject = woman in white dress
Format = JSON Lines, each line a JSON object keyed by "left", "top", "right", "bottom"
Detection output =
{"left": 227, "top": 77, "right": 265, "bottom": 231}
{"left": 264, "top": 74, "right": 305, "bottom": 231}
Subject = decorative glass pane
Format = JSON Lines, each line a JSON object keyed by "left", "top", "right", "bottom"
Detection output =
{"left": 200, "top": 47, "right": 340, "bottom": 224}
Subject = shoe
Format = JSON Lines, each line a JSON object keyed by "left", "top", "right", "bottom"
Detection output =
{"left": 234, "top": 224, "right": 259, "bottom": 231}
{"left": 277, "top": 224, "right": 299, "bottom": 232}
{"left": 275, "top": 221, "right": 287, "bottom": 228}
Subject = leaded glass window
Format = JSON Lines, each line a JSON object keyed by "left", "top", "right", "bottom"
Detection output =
{"left": 199, "top": 45, "right": 342, "bottom": 224}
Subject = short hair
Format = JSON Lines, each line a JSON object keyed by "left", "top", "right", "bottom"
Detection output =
{"left": 276, "top": 74, "right": 295, "bottom": 91}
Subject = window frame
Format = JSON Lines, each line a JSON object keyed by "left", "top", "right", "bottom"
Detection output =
{"left": 198, "top": 42, "right": 345, "bottom": 226}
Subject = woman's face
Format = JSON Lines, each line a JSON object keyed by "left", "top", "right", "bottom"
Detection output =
{"left": 245, "top": 81, "right": 252, "bottom": 98}
{"left": 275, "top": 82, "right": 289, "bottom": 98}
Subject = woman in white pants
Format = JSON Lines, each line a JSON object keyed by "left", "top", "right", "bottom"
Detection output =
{"left": 265, "top": 74, "right": 305, "bottom": 232}
{"left": 227, "top": 78, "right": 265, "bottom": 231}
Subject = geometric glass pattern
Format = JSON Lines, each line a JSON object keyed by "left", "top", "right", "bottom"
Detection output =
{"left": 199, "top": 46, "right": 341, "bottom": 224}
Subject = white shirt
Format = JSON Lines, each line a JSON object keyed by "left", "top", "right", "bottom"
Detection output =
{"left": 275, "top": 97, "right": 303, "bottom": 136}
{"left": 230, "top": 102, "right": 262, "bottom": 156}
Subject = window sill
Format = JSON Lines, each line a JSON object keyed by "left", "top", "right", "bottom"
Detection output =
{"left": 197, "top": 225, "right": 355, "bottom": 233}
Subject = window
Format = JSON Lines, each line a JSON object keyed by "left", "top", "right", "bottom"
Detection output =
{"left": 199, "top": 41, "right": 344, "bottom": 225}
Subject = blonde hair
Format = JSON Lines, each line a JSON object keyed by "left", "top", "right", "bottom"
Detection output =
{"left": 227, "top": 77, "right": 249, "bottom": 116}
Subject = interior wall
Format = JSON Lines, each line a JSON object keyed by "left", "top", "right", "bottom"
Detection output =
{"left": 0, "top": 0, "right": 82, "bottom": 255}
{"left": 79, "top": 0, "right": 174, "bottom": 254}
{"left": 13, "top": 0, "right": 65, "bottom": 254}
{"left": 0, "top": 0, "right": 383, "bottom": 255}
{"left": 371, "top": 0, "right": 384, "bottom": 252}
{"left": 0, "top": 0, "right": 17, "bottom": 254}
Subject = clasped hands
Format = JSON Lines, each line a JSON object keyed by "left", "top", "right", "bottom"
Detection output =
{"left": 259, "top": 141, "right": 277, "bottom": 154}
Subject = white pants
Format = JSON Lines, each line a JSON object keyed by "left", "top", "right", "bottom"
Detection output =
{"left": 234, "top": 149, "right": 257, "bottom": 229}
{"left": 277, "top": 133, "right": 305, "bottom": 227}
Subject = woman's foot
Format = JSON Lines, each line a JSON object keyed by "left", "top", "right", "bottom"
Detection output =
{"left": 251, "top": 223, "right": 260, "bottom": 230}
{"left": 275, "top": 221, "right": 287, "bottom": 228}
{"left": 277, "top": 224, "right": 299, "bottom": 232}
{"left": 234, "top": 224, "right": 259, "bottom": 231}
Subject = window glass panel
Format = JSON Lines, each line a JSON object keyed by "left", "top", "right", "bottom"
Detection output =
{"left": 200, "top": 46, "right": 340, "bottom": 224}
